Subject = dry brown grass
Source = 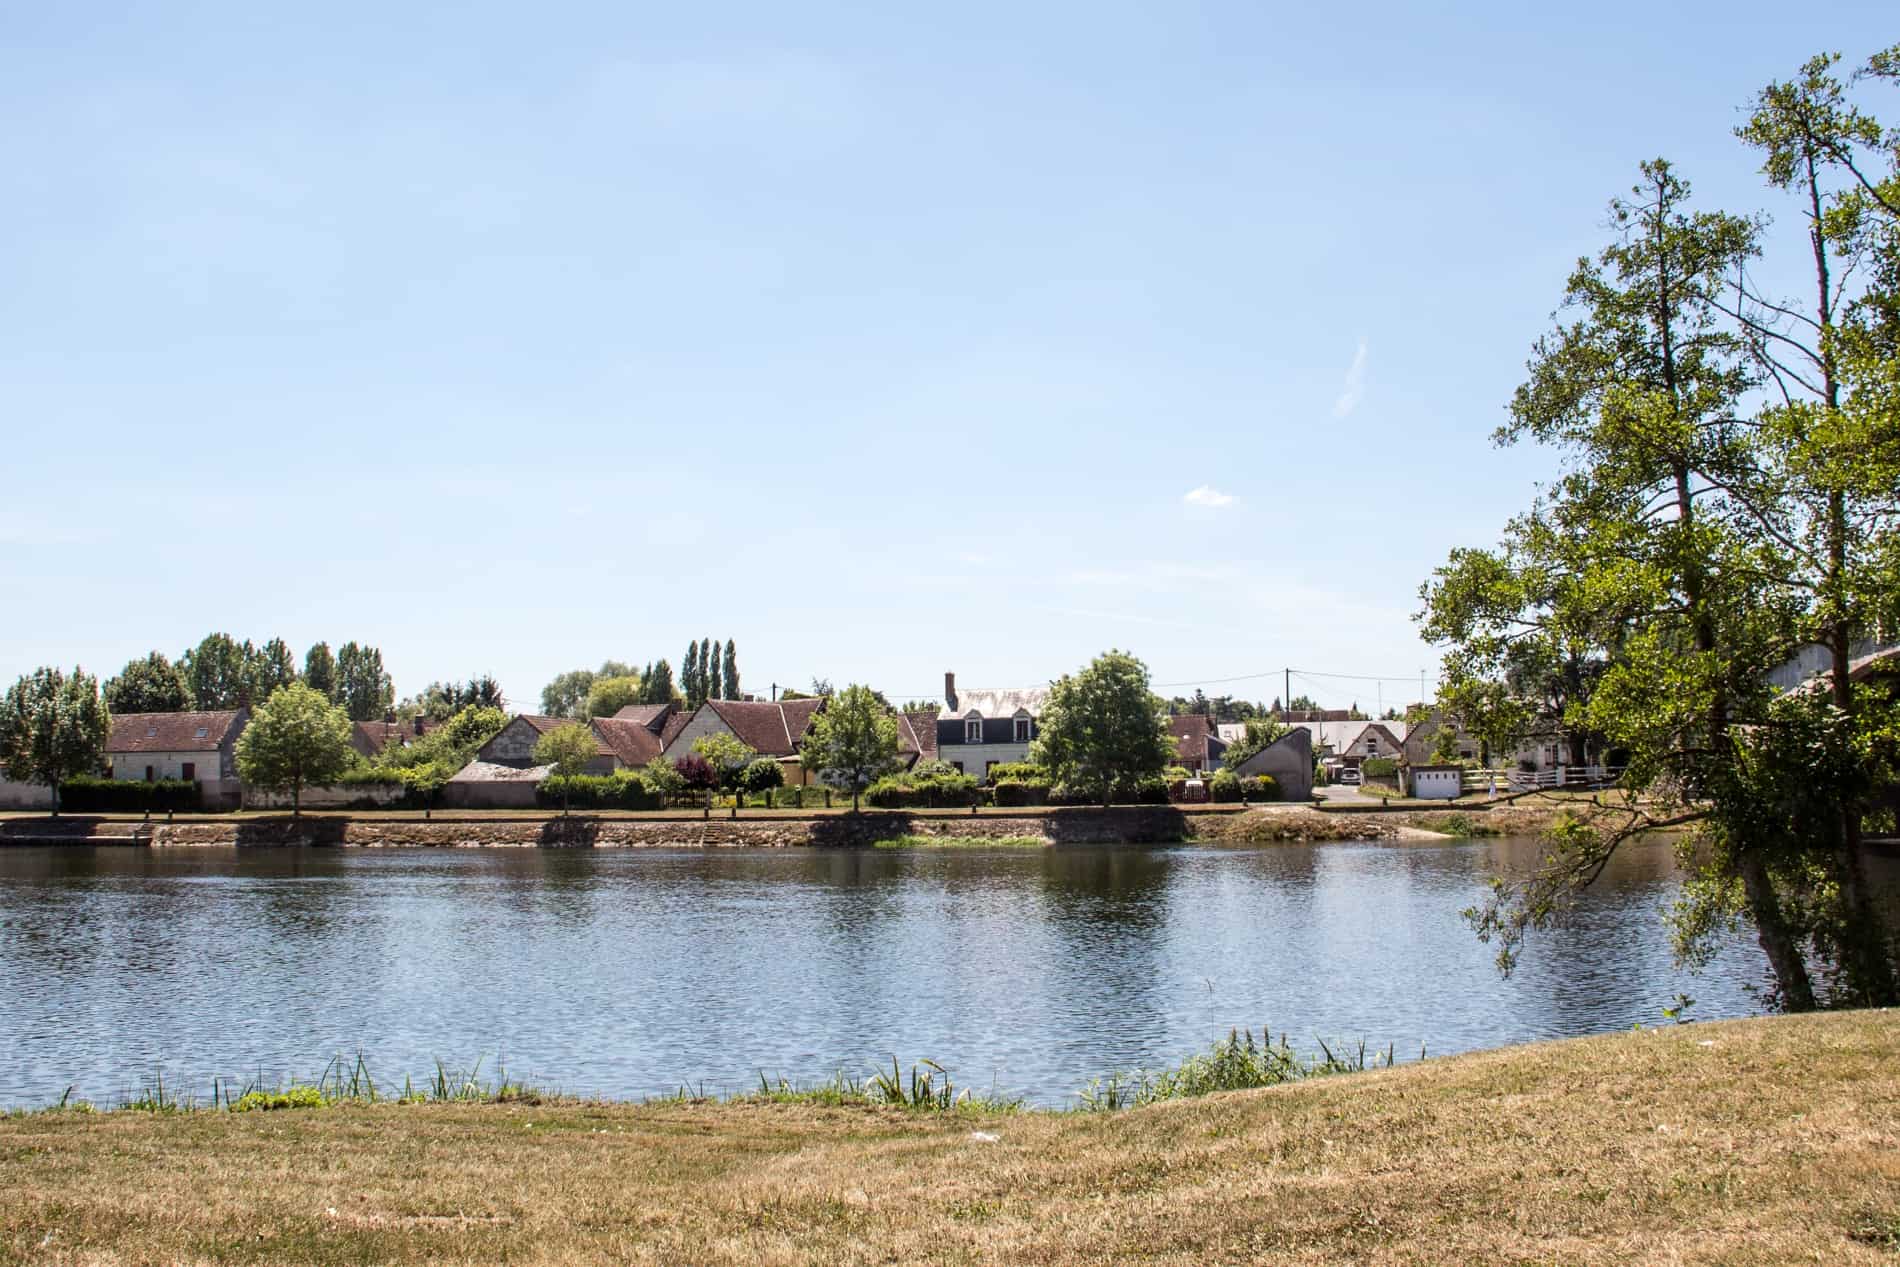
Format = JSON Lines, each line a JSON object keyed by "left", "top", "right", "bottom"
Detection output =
{"left": 4, "top": 1012, "right": 1897, "bottom": 1264}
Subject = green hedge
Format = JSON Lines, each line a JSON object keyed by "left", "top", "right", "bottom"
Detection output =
{"left": 864, "top": 772, "right": 982, "bottom": 808}
{"left": 1361, "top": 757, "right": 1400, "bottom": 781}
{"left": 58, "top": 776, "right": 200, "bottom": 812}
{"left": 536, "top": 772, "right": 666, "bottom": 811}
{"left": 992, "top": 779, "right": 1049, "bottom": 806}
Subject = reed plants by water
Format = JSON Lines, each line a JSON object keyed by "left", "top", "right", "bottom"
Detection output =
{"left": 1077, "top": 1028, "right": 1405, "bottom": 1111}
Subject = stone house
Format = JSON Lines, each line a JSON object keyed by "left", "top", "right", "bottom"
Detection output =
{"left": 664, "top": 698, "right": 826, "bottom": 784}
{"left": 1400, "top": 709, "right": 1480, "bottom": 767}
{"left": 105, "top": 709, "right": 249, "bottom": 810}
{"left": 474, "top": 714, "right": 619, "bottom": 775}
{"left": 935, "top": 673, "right": 1047, "bottom": 781}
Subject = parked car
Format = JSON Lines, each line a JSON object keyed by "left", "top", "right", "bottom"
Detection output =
{"left": 1336, "top": 767, "right": 1361, "bottom": 785}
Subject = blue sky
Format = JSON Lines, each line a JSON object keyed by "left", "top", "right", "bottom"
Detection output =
{"left": 3, "top": 2, "right": 1894, "bottom": 712}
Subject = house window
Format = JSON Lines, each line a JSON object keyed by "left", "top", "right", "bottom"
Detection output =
{"left": 950, "top": 761, "right": 964, "bottom": 774}
{"left": 965, "top": 718, "right": 982, "bottom": 743}
{"left": 1013, "top": 717, "right": 1031, "bottom": 742}
{"left": 181, "top": 762, "right": 195, "bottom": 782}
{"left": 144, "top": 765, "right": 154, "bottom": 782}
{"left": 1364, "top": 736, "right": 1378, "bottom": 754}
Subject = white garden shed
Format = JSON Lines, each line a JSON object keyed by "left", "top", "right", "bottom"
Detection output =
{"left": 1410, "top": 765, "right": 1464, "bottom": 800}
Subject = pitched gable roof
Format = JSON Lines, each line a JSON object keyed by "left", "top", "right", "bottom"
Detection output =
{"left": 590, "top": 717, "right": 666, "bottom": 766}
{"left": 610, "top": 703, "right": 677, "bottom": 727}
{"left": 897, "top": 710, "right": 939, "bottom": 761}
{"left": 107, "top": 710, "right": 245, "bottom": 754}
{"left": 1168, "top": 714, "right": 1222, "bottom": 767}
{"left": 351, "top": 716, "right": 442, "bottom": 759}
{"left": 697, "top": 699, "right": 825, "bottom": 757}
{"left": 489, "top": 715, "right": 614, "bottom": 759}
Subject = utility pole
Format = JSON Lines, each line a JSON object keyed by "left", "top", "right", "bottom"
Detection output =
{"left": 1284, "top": 667, "right": 1290, "bottom": 716}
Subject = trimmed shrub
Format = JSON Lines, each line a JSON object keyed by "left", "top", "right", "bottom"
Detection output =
{"left": 992, "top": 779, "right": 1048, "bottom": 807}
{"left": 1361, "top": 757, "right": 1399, "bottom": 781}
{"left": 863, "top": 772, "right": 982, "bottom": 808}
{"left": 1209, "top": 769, "right": 1242, "bottom": 802}
{"left": 739, "top": 758, "right": 784, "bottom": 793}
{"left": 536, "top": 772, "right": 665, "bottom": 811}
{"left": 1249, "top": 774, "right": 1280, "bottom": 802}
{"left": 58, "top": 776, "right": 200, "bottom": 813}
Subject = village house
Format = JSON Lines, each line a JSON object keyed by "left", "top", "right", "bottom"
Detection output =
{"left": 1400, "top": 709, "right": 1480, "bottom": 767}
{"left": 665, "top": 698, "right": 826, "bottom": 784}
{"left": 104, "top": 709, "right": 249, "bottom": 810}
{"left": 351, "top": 713, "right": 442, "bottom": 760}
{"left": 1168, "top": 715, "right": 1228, "bottom": 774}
{"left": 934, "top": 673, "right": 1046, "bottom": 781}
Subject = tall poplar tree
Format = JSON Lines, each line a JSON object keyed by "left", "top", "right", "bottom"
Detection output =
{"left": 683, "top": 640, "right": 701, "bottom": 705}
{"left": 723, "top": 640, "right": 739, "bottom": 701}
{"left": 303, "top": 643, "right": 338, "bottom": 702}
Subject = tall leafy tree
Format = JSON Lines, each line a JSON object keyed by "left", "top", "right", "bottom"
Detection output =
{"left": 1030, "top": 651, "right": 1175, "bottom": 807}
{"left": 303, "top": 643, "right": 338, "bottom": 702}
{"left": 334, "top": 642, "right": 394, "bottom": 722}
{"left": 250, "top": 637, "right": 300, "bottom": 700}
{"left": 533, "top": 722, "right": 600, "bottom": 817}
{"left": 700, "top": 638, "right": 715, "bottom": 702}
{"left": 799, "top": 685, "right": 898, "bottom": 812}
{"left": 1425, "top": 121, "right": 1900, "bottom": 1011}
{"left": 182, "top": 633, "right": 253, "bottom": 709}
{"left": 233, "top": 683, "right": 354, "bottom": 817}
{"left": 0, "top": 668, "right": 111, "bottom": 816}
{"left": 104, "top": 651, "right": 193, "bottom": 714}
{"left": 541, "top": 669, "right": 596, "bottom": 718}
{"left": 723, "top": 640, "right": 739, "bottom": 701}
{"left": 582, "top": 675, "right": 642, "bottom": 720}
{"left": 640, "top": 658, "right": 677, "bottom": 705}
{"left": 683, "top": 640, "right": 701, "bottom": 705}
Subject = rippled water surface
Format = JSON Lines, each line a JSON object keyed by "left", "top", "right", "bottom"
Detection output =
{"left": 0, "top": 839, "right": 1770, "bottom": 1106}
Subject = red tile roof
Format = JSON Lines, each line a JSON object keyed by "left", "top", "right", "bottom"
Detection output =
{"left": 697, "top": 699, "right": 822, "bottom": 757}
{"left": 1169, "top": 715, "right": 1219, "bottom": 767}
{"left": 610, "top": 703, "right": 676, "bottom": 727}
{"left": 897, "top": 710, "right": 939, "bottom": 761}
{"left": 107, "top": 710, "right": 246, "bottom": 754}
{"left": 590, "top": 717, "right": 666, "bottom": 766}
{"left": 515, "top": 715, "right": 615, "bottom": 757}
{"left": 351, "top": 716, "right": 443, "bottom": 758}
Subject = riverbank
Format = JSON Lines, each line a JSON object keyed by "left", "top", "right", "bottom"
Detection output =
{"left": 0, "top": 797, "right": 1604, "bottom": 847}
{"left": 3, "top": 1011, "right": 1892, "bottom": 1264}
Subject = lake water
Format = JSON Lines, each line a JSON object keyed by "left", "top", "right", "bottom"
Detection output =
{"left": 0, "top": 838, "right": 1771, "bottom": 1107}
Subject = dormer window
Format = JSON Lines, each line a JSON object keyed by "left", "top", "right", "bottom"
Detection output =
{"left": 965, "top": 718, "right": 982, "bottom": 743}
{"left": 1013, "top": 716, "right": 1031, "bottom": 742}
{"left": 145, "top": 726, "right": 157, "bottom": 738}
{"left": 193, "top": 727, "right": 209, "bottom": 739}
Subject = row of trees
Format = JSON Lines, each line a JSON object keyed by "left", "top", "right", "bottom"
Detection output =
{"left": 682, "top": 638, "right": 738, "bottom": 707}
{"left": 103, "top": 635, "right": 391, "bottom": 721}
{"left": 539, "top": 659, "right": 682, "bottom": 720}
{"left": 1422, "top": 47, "right": 1900, "bottom": 1011}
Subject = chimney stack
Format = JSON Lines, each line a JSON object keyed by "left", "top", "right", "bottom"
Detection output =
{"left": 413, "top": 715, "right": 426, "bottom": 736}
{"left": 944, "top": 672, "right": 956, "bottom": 708}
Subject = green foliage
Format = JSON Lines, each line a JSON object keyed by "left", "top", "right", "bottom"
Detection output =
{"left": 691, "top": 732, "right": 756, "bottom": 787}
{"left": 1030, "top": 651, "right": 1175, "bottom": 806}
{"left": 540, "top": 669, "right": 596, "bottom": 719}
{"left": 583, "top": 674, "right": 642, "bottom": 720}
{"left": 372, "top": 705, "right": 506, "bottom": 775}
{"left": 104, "top": 652, "right": 193, "bottom": 714}
{"left": 640, "top": 659, "right": 677, "bottom": 704}
{"left": 57, "top": 775, "right": 199, "bottom": 813}
{"left": 1220, "top": 717, "right": 1289, "bottom": 770}
{"left": 799, "top": 684, "right": 901, "bottom": 810}
{"left": 1076, "top": 1028, "right": 1397, "bottom": 1111}
{"left": 534, "top": 722, "right": 600, "bottom": 814}
{"left": 233, "top": 684, "right": 354, "bottom": 814}
{"left": 251, "top": 638, "right": 299, "bottom": 699}
{"left": 864, "top": 771, "right": 981, "bottom": 808}
{"left": 181, "top": 633, "right": 251, "bottom": 710}
{"left": 0, "top": 667, "right": 111, "bottom": 813}
{"left": 231, "top": 1086, "right": 327, "bottom": 1113}
{"left": 723, "top": 639, "right": 739, "bottom": 702}
{"left": 1209, "top": 768, "right": 1242, "bottom": 802}
{"left": 739, "top": 757, "right": 784, "bottom": 793}
{"left": 536, "top": 771, "right": 665, "bottom": 811}
{"left": 1361, "top": 757, "right": 1399, "bottom": 781}
{"left": 334, "top": 642, "right": 394, "bottom": 722}
{"left": 302, "top": 643, "right": 337, "bottom": 702}
{"left": 640, "top": 755, "right": 686, "bottom": 802}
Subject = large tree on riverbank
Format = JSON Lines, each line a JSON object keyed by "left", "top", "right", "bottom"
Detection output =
{"left": 799, "top": 685, "right": 899, "bottom": 812}
{"left": 234, "top": 684, "right": 354, "bottom": 817}
{"left": 1030, "top": 651, "right": 1175, "bottom": 808}
{"left": 1420, "top": 47, "right": 1900, "bottom": 1011}
{"left": 0, "top": 668, "right": 110, "bottom": 816}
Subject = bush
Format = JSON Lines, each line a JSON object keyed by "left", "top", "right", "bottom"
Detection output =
{"left": 739, "top": 758, "right": 784, "bottom": 793}
{"left": 864, "top": 772, "right": 982, "bottom": 808}
{"left": 1361, "top": 757, "right": 1399, "bottom": 781}
{"left": 1249, "top": 774, "right": 1280, "bottom": 802}
{"left": 986, "top": 762, "right": 1049, "bottom": 785}
{"left": 58, "top": 775, "right": 200, "bottom": 813}
{"left": 992, "top": 779, "right": 1048, "bottom": 807}
{"left": 535, "top": 772, "right": 665, "bottom": 811}
{"left": 1209, "top": 769, "right": 1242, "bottom": 802}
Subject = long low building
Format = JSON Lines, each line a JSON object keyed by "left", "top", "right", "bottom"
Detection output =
{"left": 105, "top": 709, "right": 248, "bottom": 810}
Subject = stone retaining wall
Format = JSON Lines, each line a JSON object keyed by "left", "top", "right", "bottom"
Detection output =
{"left": 69, "top": 806, "right": 1203, "bottom": 848}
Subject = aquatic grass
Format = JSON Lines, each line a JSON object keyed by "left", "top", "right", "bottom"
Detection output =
{"left": 1076, "top": 1028, "right": 1407, "bottom": 1111}
{"left": 871, "top": 834, "right": 1048, "bottom": 849}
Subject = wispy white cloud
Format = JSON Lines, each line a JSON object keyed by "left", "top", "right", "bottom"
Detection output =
{"left": 1332, "top": 339, "right": 1369, "bottom": 418}
{"left": 1182, "top": 485, "right": 1236, "bottom": 509}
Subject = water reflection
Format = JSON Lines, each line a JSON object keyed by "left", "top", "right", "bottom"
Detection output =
{"left": 0, "top": 838, "right": 1769, "bottom": 1106}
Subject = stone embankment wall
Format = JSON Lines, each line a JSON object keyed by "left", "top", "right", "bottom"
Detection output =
{"left": 2, "top": 806, "right": 1203, "bottom": 848}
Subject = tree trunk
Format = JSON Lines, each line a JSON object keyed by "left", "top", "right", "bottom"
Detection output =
{"left": 1737, "top": 849, "right": 1816, "bottom": 1011}
{"left": 292, "top": 779, "right": 301, "bottom": 819}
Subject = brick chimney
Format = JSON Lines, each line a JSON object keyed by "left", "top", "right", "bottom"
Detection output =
{"left": 944, "top": 672, "right": 956, "bottom": 709}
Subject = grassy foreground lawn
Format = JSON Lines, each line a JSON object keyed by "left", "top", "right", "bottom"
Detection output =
{"left": 4, "top": 1012, "right": 1897, "bottom": 1265}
